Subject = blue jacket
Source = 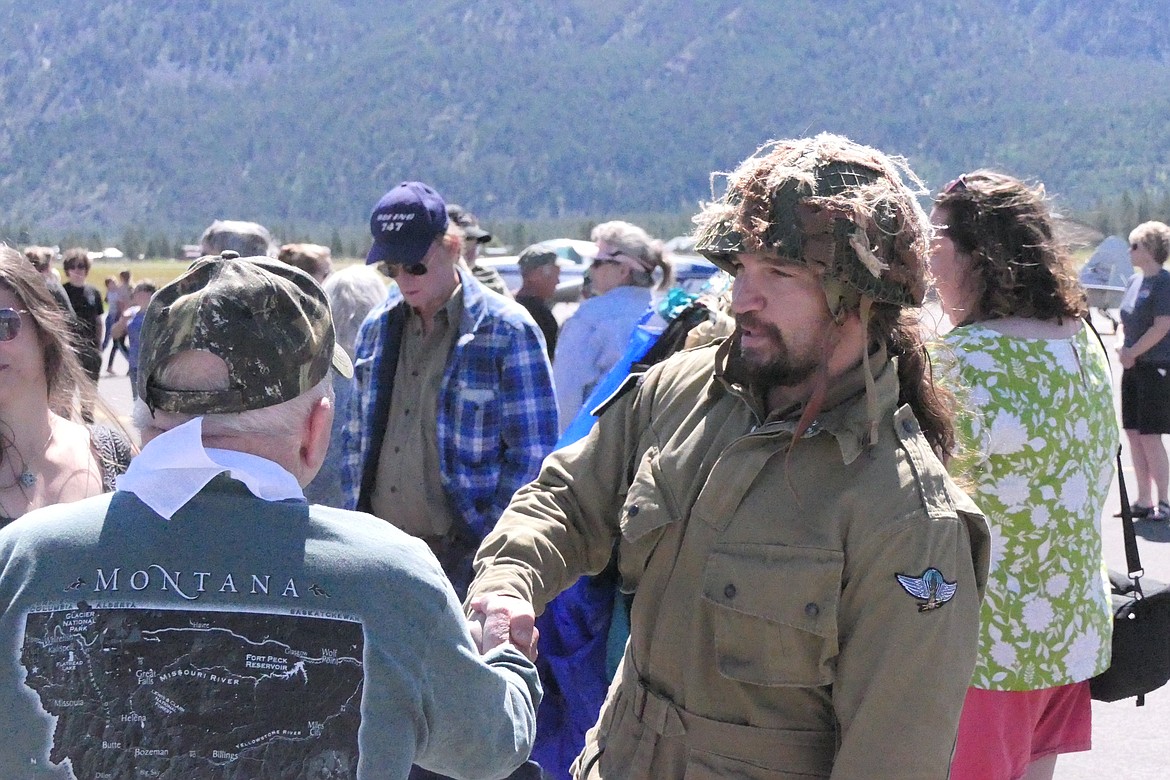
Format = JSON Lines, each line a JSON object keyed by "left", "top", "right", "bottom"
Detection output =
{"left": 341, "top": 267, "right": 558, "bottom": 540}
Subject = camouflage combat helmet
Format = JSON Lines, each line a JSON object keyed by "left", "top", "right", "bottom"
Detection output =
{"left": 137, "top": 251, "right": 353, "bottom": 414}
{"left": 693, "top": 133, "right": 930, "bottom": 320}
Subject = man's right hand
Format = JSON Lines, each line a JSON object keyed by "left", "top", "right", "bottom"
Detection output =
{"left": 468, "top": 593, "right": 539, "bottom": 662}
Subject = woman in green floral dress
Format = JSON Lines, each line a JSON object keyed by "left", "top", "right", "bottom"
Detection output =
{"left": 928, "top": 172, "right": 1118, "bottom": 780}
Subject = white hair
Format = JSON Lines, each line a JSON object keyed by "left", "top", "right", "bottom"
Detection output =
{"left": 590, "top": 220, "right": 673, "bottom": 291}
{"left": 323, "top": 265, "right": 388, "bottom": 359}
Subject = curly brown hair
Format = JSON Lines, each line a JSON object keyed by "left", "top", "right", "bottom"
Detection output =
{"left": 933, "top": 170, "right": 1086, "bottom": 325}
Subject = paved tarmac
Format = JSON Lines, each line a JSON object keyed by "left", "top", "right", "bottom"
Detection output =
{"left": 96, "top": 313, "right": 1169, "bottom": 778}
{"left": 1054, "top": 317, "right": 1170, "bottom": 780}
{"left": 95, "top": 353, "right": 138, "bottom": 445}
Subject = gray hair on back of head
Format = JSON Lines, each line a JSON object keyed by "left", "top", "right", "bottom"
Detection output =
{"left": 323, "top": 265, "right": 388, "bottom": 359}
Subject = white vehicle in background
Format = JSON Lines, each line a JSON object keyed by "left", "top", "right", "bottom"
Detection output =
{"left": 1080, "top": 235, "right": 1132, "bottom": 332}
{"left": 479, "top": 238, "right": 596, "bottom": 301}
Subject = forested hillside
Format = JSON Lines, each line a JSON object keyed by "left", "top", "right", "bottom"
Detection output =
{"left": 0, "top": 0, "right": 1167, "bottom": 246}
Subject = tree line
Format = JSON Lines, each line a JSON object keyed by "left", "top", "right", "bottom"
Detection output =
{"left": 8, "top": 196, "right": 1167, "bottom": 263}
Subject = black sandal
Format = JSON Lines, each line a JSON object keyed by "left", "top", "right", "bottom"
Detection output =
{"left": 1117, "top": 504, "right": 1155, "bottom": 519}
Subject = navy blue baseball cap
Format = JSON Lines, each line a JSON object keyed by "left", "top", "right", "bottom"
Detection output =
{"left": 366, "top": 181, "right": 449, "bottom": 266}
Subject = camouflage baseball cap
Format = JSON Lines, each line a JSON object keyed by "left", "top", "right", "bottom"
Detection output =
{"left": 447, "top": 203, "right": 492, "bottom": 243}
{"left": 137, "top": 252, "right": 353, "bottom": 414}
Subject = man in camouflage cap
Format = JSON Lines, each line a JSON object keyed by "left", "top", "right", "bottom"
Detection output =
{"left": 137, "top": 252, "right": 351, "bottom": 413}
{"left": 0, "top": 252, "right": 541, "bottom": 779}
{"left": 466, "top": 134, "right": 989, "bottom": 779}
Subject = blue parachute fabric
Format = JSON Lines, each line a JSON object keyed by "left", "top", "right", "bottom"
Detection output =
{"left": 557, "top": 319, "right": 659, "bottom": 445}
{"left": 530, "top": 569, "right": 617, "bottom": 778}
{"left": 532, "top": 288, "right": 698, "bottom": 779}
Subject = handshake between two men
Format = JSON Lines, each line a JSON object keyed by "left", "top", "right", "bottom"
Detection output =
{"left": 468, "top": 593, "right": 540, "bottom": 662}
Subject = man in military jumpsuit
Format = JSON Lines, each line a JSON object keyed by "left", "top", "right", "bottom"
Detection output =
{"left": 466, "top": 133, "right": 991, "bottom": 779}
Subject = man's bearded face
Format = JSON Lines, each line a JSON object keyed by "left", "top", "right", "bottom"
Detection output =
{"left": 733, "top": 312, "right": 820, "bottom": 388}
{"left": 730, "top": 253, "right": 832, "bottom": 390}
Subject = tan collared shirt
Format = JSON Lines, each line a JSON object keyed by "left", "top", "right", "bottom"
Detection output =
{"left": 371, "top": 286, "right": 464, "bottom": 537}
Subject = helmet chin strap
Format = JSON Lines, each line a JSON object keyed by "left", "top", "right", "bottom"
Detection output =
{"left": 788, "top": 270, "right": 857, "bottom": 451}
{"left": 782, "top": 325, "right": 836, "bottom": 503}
{"left": 859, "top": 296, "right": 880, "bottom": 447}
{"left": 822, "top": 272, "right": 880, "bottom": 447}
{"left": 788, "top": 291, "right": 880, "bottom": 461}
{"left": 789, "top": 323, "right": 840, "bottom": 448}
{"left": 821, "top": 270, "right": 860, "bottom": 325}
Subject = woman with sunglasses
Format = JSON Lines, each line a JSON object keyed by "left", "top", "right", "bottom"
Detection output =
{"left": 0, "top": 247, "right": 131, "bottom": 528}
{"left": 928, "top": 172, "right": 1118, "bottom": 780}
{"left": 552, "top": 220, "right": 672, "bottom": 430}
{"left": 1118, "top": 221, "right": 1170, "bottom": 521}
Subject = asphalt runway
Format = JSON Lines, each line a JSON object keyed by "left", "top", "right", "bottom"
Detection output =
{"left": 1054, "top": 317, "right": 1170, "bottom": 780}
{"left": 96, "top": 314, "right": 1169, "bottom": 778}
{"left": 94, "top": 350, "right": 138, "bottom": 446}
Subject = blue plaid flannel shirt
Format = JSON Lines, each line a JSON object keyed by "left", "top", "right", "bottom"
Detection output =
{"left": 341, "top": 266, "right": 558, "bottom": 538}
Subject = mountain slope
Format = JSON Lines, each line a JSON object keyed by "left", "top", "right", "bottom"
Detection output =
{"left": 0, "top": 0, "right": 1167, "bottom": 240}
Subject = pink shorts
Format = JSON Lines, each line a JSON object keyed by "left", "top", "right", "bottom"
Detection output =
{"left": 949, "top": 682, "right": 1092, "bottom": 780}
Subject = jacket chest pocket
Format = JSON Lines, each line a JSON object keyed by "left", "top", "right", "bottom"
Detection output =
{"left": 618, "top": 446, "right": 680, "bottom": 588}
{"left": 452, "top": 382, "right": 500, "bottom": 465}
{"left": 702, "top": 545, "right": 842, "bottom": 687}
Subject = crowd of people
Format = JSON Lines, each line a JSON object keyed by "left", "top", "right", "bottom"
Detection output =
{"left": 0, "top": 132, "right": 1166, "bottom": 779}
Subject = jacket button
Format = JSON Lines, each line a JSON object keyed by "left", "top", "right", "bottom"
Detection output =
{"left": 805, "top": 602, "right": 820, "bottom": 617}
{"left": 627, "top": 505, "right": 640, "bottom": 517}
{"left": 900, "top": 419, "right": 914, "bottom": 435}
{"left": 724, "top": 583, "right": 737, "bottom": 599}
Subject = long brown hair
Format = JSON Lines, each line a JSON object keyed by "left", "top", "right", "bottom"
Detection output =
{"left": 871, "top": 304, "right": 956, "bottom": 459}
{"left": 0, "top": 245, "right": 93, "bottom": 418}
{"left": 934, "top": 170, "right": 1087, "bottom": 325}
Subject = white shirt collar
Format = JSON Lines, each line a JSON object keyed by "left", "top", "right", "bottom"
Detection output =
{"left": 115, "top": 417, "right": 304, "bottom": 520}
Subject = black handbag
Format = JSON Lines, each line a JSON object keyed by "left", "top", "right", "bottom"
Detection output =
{"left": 1088, "top": 450, "right": 1170, "bottom": 705}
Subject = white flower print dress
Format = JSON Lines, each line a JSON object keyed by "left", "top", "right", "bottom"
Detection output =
{"left": 932, "top": 323, "right": 1118, "bottom": 690}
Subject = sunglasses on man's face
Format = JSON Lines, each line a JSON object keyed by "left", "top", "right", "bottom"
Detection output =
{"left": 0, "top": 308, "right": 29, "bottom": 342}
{"left": 379, "top": 261, "right": 429, "bottom": 279}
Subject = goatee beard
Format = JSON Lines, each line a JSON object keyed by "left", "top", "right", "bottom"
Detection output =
{"left": 734, "top": 318, "right": 818, "bottom": 389}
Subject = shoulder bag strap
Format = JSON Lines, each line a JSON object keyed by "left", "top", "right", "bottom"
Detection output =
{"left": 1083, "top": 315, "right": 1145, "bottom": 587}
